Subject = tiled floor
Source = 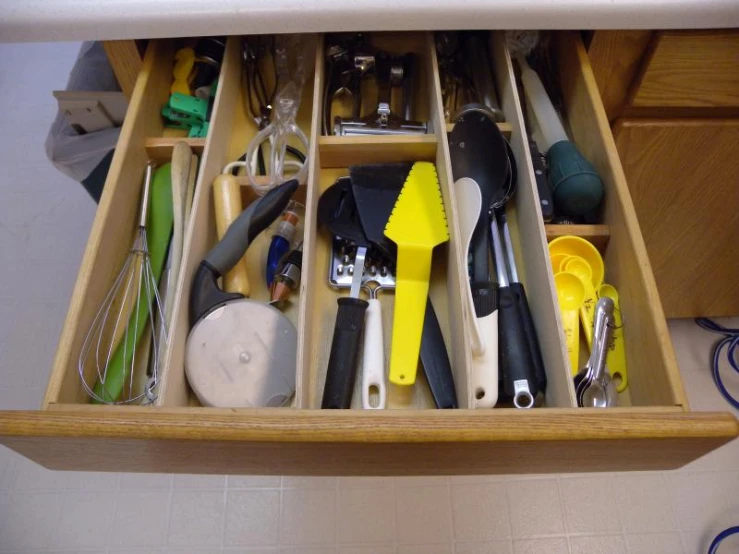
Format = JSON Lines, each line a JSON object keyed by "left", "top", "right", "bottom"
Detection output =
{"left": 0, "top": 42, "right": 737, "bottom": 554}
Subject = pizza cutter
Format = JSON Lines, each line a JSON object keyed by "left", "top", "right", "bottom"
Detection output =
{"left": 186, "top": 180, "right": 299, "bottom": 408}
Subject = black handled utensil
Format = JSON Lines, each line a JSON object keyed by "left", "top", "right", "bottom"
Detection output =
{"left": 528, "top": 139, "right": 555, "bottom": 222}
{"left": 500, "top": 212, "right": 547, "bottom": 397}
{"left": 318, "top": 177, "right": 370, "bottom": 409}
{"left": 490, "top": 211, "right": 546, "bottom": 408}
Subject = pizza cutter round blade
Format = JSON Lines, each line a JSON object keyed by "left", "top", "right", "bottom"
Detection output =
{"left": 186, "top": 299, "right": 297, "bottom": 407}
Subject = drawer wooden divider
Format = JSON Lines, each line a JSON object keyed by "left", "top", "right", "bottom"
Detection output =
{"left": 145, "top": 137, "right": 206, "bottom": 163}
{"left": 318, "top": 135, "right": 438, "bottom": 168}
{"left": 545, "top": 224, "right": 611, "bottom": 252}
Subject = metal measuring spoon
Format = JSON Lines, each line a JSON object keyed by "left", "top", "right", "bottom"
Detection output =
{"left": 604, "top": 371, "right": 619, "bottom": 407}
{"left": 594, "top": 297, "right": 619, "bottom": 407}
{"left": 576, "top": 297, "right": 615, "bottom": 407}
{"left": 575, "top": 299, "right": 608, "bottom": 404}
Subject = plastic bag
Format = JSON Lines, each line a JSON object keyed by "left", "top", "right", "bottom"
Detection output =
{"left": 245, "top": 35, "right": 309, "bottom": 195}
{"left": 45, "top": 41, "right": 124, "bottom": 202}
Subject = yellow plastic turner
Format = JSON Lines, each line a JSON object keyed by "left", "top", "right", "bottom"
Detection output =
{"left": 384, "top": 162, "right": 449, "bottom": 385}
{"left": 599, "top": 284, "right": 628, "bottom": 392}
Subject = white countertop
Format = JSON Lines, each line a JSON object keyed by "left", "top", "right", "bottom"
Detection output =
{"left": 2, "top": 0, "right": 738, "bottom": 42}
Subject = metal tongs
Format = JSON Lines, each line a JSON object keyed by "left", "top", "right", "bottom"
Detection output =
{"left": 324, "top": 35, "right": 427, "bottom": 136}
{"left": 575, "top": 297, "right": 619, "bottom": 407}
{"left": 435, "top": 31, "right": 504, "bottom": 123}
{"left": 334, "top": 51, "right": 427, "bottom": 136}
{"left": 323, "top": 34, "right": 375, "bottom": 135}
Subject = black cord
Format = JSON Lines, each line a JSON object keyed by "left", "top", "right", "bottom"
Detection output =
{"left": 285, "top": 146, "right": 307, "bottom": 164}
{"left": 695, "top": 318, "right": 739, "bottom": 410}
{"left": 242, "top": 36, "right": 276, "bottom": 128}
{"left": 257, "top": 146, "right": 266, "bottom": 176}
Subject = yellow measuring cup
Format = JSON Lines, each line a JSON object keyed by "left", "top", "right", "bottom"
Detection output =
{"left": 550, "top": 253, "right": 570, "bottom": 274}
{"left": 599, "top": 284, "right": 628, "bottom": 392}
{"left": 563, "top": 256, "right": 599, "bottom": 348}
{"left": 554, "top": 272, "right": 586, "bottom": 376}
{"left": 549, "top": 236, "right": 605, "bottom": 288}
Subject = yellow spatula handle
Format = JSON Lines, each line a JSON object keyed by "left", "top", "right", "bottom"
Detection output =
{"left": 389, "top": 246, "right": 433, "bottom": 386}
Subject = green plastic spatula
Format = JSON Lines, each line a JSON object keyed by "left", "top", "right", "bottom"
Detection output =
{"left": 384, "top": 162, "right": 449, "bottom": 386}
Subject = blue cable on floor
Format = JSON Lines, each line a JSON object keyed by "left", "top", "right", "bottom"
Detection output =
{"left": 695, "top": 322, "right": 739, "bottom": 553}
{"left": 709, "top": 526, "right": 739, "bottom": 554}
{"left": 695, "top": 318, "right": 739, "bottom": 410}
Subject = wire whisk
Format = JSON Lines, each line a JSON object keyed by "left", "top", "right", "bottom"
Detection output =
{"left": 79, "top": 163, "right": 168, "bottom": 404}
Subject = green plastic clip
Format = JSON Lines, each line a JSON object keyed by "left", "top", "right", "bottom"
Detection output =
{"left": 162, "top": 92, "right": 210, "bottom": 135}
{"left": 188, "top": 121, "right": 210, "bottom": 138}
{"left": 169, "top": 92, "right": 208, "bottom": 120}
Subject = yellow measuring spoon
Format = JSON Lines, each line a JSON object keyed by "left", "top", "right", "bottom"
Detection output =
{"left": 599, "top": 284, "right": 628, "bottom": 392}
{"left": 564, "top": 256, "right": 599, "bottom": 349}
{"left": 554, "top": 272, "right": 586, "bottom": 376}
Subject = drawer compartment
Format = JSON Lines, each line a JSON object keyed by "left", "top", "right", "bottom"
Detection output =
{"left": 156, "top": 35, "right": 317, "bottom": 408}
{"left": 41, "top": 39, "right": 215, "bottom": 407}
{"left": 304, "top": 33, "right": 468, "bottom": 410}
{"left": 0, "top": 32, "right": 735, "bottom": 475}
{"left": 541, "top": 34, "right": 690, "bottom": 408}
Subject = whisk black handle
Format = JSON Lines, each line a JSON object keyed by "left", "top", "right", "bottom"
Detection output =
{"left": 322, "top": 298, "right": 369, "bottom": 409}
{"left": 205, "top": 179, "right": 298, "bottom": 275}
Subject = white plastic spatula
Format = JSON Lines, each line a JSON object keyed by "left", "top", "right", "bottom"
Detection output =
{"left": 456, "top": 177, "right": 499, "bottom": 408}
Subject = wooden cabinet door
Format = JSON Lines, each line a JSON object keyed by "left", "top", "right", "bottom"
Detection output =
{"left": 613, "top": 118, "right": 739, "bottom": 318}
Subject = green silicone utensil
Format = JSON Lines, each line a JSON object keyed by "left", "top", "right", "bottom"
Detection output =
{"left": 90, "top": 163, "right": 174, "bottom": 403}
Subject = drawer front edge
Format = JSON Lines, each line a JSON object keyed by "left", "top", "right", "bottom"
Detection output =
{"left": 0, "top": 409, "right": 735, "bottom": 474}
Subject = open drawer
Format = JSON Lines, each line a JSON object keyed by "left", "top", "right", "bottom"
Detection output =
{"left": 0, "top": 32, "right": 735, "bottom": 475}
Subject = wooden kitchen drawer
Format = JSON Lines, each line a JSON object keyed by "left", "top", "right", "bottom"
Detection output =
{"left": 0, "top": 32, "right": 735, "bottom": 475}
{"left": 631, "top": 31, "right": 739, "bottom": 109}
